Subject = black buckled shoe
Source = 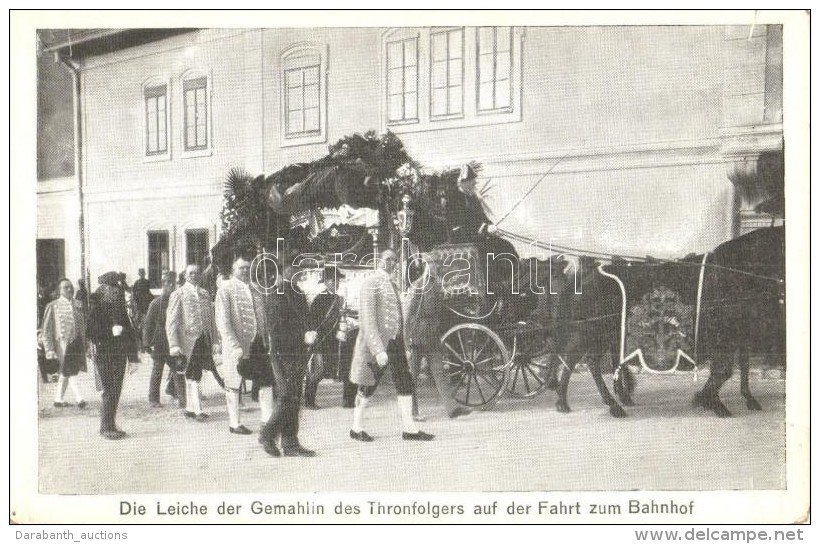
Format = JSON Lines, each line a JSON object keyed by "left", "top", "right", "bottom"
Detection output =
{"left": 402, "top": 430, "right": 435, "bottom": 441}
{"left": 258, "top": 438, "right": 281, "bottom": 457}
{"left": 349, "top": 430, "right": 374, "bottom": 442}
{"left": 229, "top": 425, "right": 252, "bottom": 435}
{"left": 77, "top": 400, "right": 88, "bottom": 409}
{"left": 282, "top": 444, "right": 317, "bottom": 457}
{"left": 100, "top": 429, "right": 125, "bottom": 440}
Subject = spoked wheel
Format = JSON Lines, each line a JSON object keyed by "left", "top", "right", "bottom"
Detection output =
{"left": 506, "top": 335, "right": 556, "bottom": 399}
{"left": 440, "top": 323, "right": 511, "bottom": 410}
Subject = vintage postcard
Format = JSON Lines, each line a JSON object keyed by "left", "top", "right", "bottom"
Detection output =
{"left": 9, "top": 9, "right": 810, "bottom": 529}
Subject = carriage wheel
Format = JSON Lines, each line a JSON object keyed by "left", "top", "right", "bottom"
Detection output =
{"left": 506, "top": 336, "right": 556, "bottom": 399}
{"left": 440, "top": 323, "right": 511, "bottom": 410}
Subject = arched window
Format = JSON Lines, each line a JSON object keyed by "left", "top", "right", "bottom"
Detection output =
{"left": 281, "top": 43, "right": 328, "bottom": 146}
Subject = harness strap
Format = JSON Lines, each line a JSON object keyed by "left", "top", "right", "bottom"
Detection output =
{"left": 693, "top": 252, "right": 709, "bottom": 363}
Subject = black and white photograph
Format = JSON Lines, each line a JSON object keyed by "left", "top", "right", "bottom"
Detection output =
{"left": 11, "top": 9, "right": 809, "bottom": 526}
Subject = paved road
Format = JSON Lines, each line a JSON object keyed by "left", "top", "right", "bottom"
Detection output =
{"left": 38, "top": 357, "right": 786, "bottom": 493}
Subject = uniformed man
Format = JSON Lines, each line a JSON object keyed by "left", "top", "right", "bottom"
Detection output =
{"left": 165, "top": 264, "right": 218, "bottom": 421}
{"left": 215, "top": 256, "right": 272, "bottom": 436}
{"left": 41, "top": 278, "right": 88, "bottom": 409}
{"left": 349, "top": 249, "right": 434, "bottom": 442}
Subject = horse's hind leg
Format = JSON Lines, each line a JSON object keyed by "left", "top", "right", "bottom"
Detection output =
{"left": 739, "top": 348, "right": 762, "bottom": 411}
{"left": 590, "top": 353, "right": 626, "bottom": 418}
{"left": 613, "top": 367, "right": 635, "bottom": 406}
{"left": 693, "top": 352, "right": 733, "bottom": 417}
{"left": 555, "top": 352, "right": 579, "bottom": 413}
{"left": 611, "top": 350, "right": 635, "bottom": 406}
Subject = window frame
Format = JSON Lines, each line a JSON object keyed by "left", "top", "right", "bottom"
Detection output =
{"left": 284, "top": 64, "right": 322, "bottom": 138}
{"left": 476, "top": 26, "right": 514, "bottom": 114}
{"left": 280, "top": 43, "right": 329, "bottom": 148}
{"left": 385, "top": 33, "right": 420, "bottom": 125}
{"left": 380, "top": 27, "right": 523, "bottom": 134}
{"left": 142, "top": 78, "right": 171, "bottom": 162}
{"left": 179, "top": 69, "right": 213, "bottom": 159}
{"left": 429, "top": 27, "right": 465, "bottom": 120}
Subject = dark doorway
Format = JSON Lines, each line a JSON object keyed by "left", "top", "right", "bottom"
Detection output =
{"left": 186, "top": 229, "right": 209, "bottom": 270}
{"left": 36, "top": 238, "right": 65, "bottom": 295}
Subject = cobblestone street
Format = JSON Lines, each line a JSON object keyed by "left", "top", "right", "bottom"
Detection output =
{"left": 37, "top": 357, "right": 787, "bottom": 493}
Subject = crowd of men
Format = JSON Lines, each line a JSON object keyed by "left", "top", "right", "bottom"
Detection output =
{"left": 38, "top": 249, "right": 470, "bottom": 457}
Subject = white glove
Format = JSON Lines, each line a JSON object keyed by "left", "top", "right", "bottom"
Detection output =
{"left": 111, "top": 325, "right": 123, "bottom": 337}
{"left": 304, "top": 331, "right": 317, "bottom": 345}
{"left": 169, "top": 346, "right": 182, "bottom": 357}
{"left": 376, "top": 351, "right": 389, "bottom": 368}
{"left": 46, "top": 351, "right": 57, "bottom": 360}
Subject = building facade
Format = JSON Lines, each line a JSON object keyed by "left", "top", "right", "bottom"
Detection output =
{"left": 38, "top": 26, "right": 783, "bottom": 290}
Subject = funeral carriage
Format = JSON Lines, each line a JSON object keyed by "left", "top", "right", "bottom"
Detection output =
{"left": 214, "top": 131, "right": 785, "bottom": 417}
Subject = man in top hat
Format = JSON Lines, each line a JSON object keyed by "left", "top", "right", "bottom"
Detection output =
{"left": 88, "top": 271, "right": 138, "bottom": 439}
{"left": 257, "top": 264, "right": 315, "bottom": 457}
{"left": 165, "top": 264, "right": 218, "bottom": 421}
{"left": 301, "top": 266, "right": 343, "bottom": 409}
{"left": 348, "top": 249, "right": 434, "bottom": 442}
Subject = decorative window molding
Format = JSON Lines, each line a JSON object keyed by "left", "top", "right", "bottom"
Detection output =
{"left": 381, "top": 27, "right": 523, "bottom": 134}
{"left": 180, "top": 69, "right": 213, "bottom": 158}
{"left": 280, "top": 43, "right": 328, "bottom": 147}
{"left": 142, "top": 77, "right": 171, "bottom": 162}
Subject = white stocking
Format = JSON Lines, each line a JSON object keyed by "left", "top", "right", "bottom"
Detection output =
{"left": 397, "top": 395, "right": 418, "bottom": 434}
{"left": 186, "top": 379, "right": 202, "bottom": 414}
{"left": 68, "top": 376, "right": 84, "bottom": 403}
{"left": 259, "top": 386, "right": 274, "bottom": 423}
{"left": 54, "top": 375, "right": 68, "bottom": 403}
{"left": 225, "top": 388, "right": 241, "bottom": 428}
{"left": 352, "top": 393, "right": 370, "bottom": 433}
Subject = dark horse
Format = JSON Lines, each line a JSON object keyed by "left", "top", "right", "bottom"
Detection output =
{"left": 405, "top": 175, "right": 785, "bottom": 418}
{"left": 520, "top": 227, "right": 785, "bottom": 418}
{"left": 690, "top": 226, "right": 785, "bottom": 417}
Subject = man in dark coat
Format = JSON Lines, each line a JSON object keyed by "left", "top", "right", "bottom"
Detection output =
{"left": 301, "top": 269, "right": 343, "bottom": 409}
{"left": 403, "top": 260, "right": 470, "bottom": 419}
{"left": 143, "top": 271, "right": 182, "bottom": 408}
{"left": 88, "top": 271, "right": 138, "bottom": 439}
{"left": 258, "top": 267, "right": 316, "bottom": 457}
{"left": 132, "top": 269, "right": 153, "bottom": 349}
